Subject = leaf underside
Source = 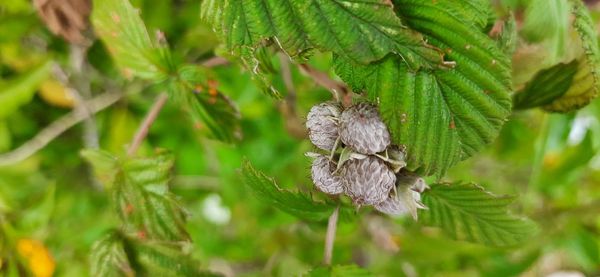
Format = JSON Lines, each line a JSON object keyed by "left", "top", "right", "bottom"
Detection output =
{"left": 419, "top": 183, "right": 537, "bottom": 247}
{"left": 335, "top": 0, "right": 512, "bottom": 177}
{"left": 543, "top": 0, "right": 600, "bottom": 112}
{"left": 514, "top": 60, "right": 579, "bottom": 110}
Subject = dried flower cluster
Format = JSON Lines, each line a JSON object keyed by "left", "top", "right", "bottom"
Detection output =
{"left": 306, "top": 102, "right": 427, "bottom": 219}
{"left": 34, "top": 0, "right": 91, "bottom": 44}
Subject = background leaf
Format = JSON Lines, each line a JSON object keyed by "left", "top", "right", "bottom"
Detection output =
{"left": 91, "top": 231, "right": 219, "bottom": 277}
{"left": 83, "top": 150, "right": 190, "bottom": 242}
{"left": 92, "top": 0, "right": 174, "bottom": 81}
{"left": 419, "top": 183, "right": 538, "bottom": 247}
{"left": 542, "top": 0, "right": 600, "bottom": 112}
{"left": 306, "top": 264, "right": 373, "bottom": 277}
{"left": 123, "top": 240, "right": 221, "bottom": 277}
{"left": 90, "top": 232, "right": 133, "bottom": 277}
{"left": 240, "top": 159, "right": 349, "bottom": 222}
{"left": 170, "top": 65, "right": 242, "bottom": 143}
{"left": 114, "top": 150, "right": 190, "bottom": 242}
{"left": 514, "top": 61, "right": 579, "bottom": 110}
{"left": 0, "top": 61, "right": 51, "bottom": 119}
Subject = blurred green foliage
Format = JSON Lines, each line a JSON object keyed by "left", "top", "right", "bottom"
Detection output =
{"left": 0, "top": 0, "right": 600, "bottom": 276}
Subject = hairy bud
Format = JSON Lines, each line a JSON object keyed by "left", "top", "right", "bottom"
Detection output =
{"left": 340, "top": 156, "right": 395, "bottom": 205}
{"left": 306, "top": 102, "right": 342, "bottom": 151}
{"left": 339, "top": 102, "right": 390, "bottom": 155}
{"left": 375, "top": 172, "right": 428, "bottom": 219}
{"left": 310, "top": 155, "right": 344, "bottom": 195}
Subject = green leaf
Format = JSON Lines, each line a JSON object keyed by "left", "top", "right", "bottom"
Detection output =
{"left": 543, "top": 0, "right": 600, "bottom": 112}
{"left": 419, "top": 183, "right": 538, "bottom": 247}
{"left": 170, "top": 65, "right": 242, "bottom": 143}
{"left": 306, "top": 264, "right": 373, "bottom": 277}
{"left": 80, "top": 149, "right": 120, "bottom": 188}
{"left": 83, "top": 150, "right": 190, "bottom": 242}
{"left": 496, "top": 14, "right": 518, "bottom": 56}
{"left": 335, "top": 0, "right": 512, "bottom": 176}
{"left": 514, "top": 60, "right": 579, "bottom": 110}
{"left": 240, "top": 159, "right": 347, "bottom": 222}
{"left": 521, "top": 0, "right": 570, "bottom": 60}
{"left": 124, "top": 240, "right": 221, "bottom": 277}
{"left": 201, "top": 0, "right": 441, "bottom": 68}
{"left": 90, "top": 232, "right": 133, "bottom": 277}
{"left": 0, "top": 61, "right": 51, "bottom": 119}
{"left": 91, "top": 231, "right": 220, "bottom": 277}
{"left": 0, "top": 120, "right": 11, "bottom": 152}
{"left": 92, "top": 0, "right": 175, "bottom": 81}
{"left": 17, "top": 183, "right": 55, "bottom": 233}
{"left": 114, "top": 150, "right": 190, "bottom": 242}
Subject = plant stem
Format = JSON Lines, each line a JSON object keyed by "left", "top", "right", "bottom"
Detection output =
{"left": 298, "top": 64, "right": 352, "bottom": 107}
{"left": 127, "top": 93, "right": 169, "bottom": 156}
{"left": 0, "top": 90, "right": 124, "bottom": 166}
{"left": 324, "top": 205, "right": 340, "bottom": 266}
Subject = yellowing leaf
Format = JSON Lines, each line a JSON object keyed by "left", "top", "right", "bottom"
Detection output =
{"left": 38, "top": 79, "right": 75, "bottom": 108}
{"left": 16, "top": 238, "right": 55, "bottom": 277}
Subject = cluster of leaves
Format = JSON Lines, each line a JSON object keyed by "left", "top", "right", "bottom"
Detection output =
{"left": 93, "top": 0, "right": 241, "bottom": 143}
{"left": 82, "top": 149, "right": 218, "bottom": 276}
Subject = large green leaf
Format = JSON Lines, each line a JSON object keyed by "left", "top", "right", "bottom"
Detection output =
{"left": 0, "top": 61, "right": 51, "bottom": 119}
{"left": 201, "top": 0, "right": 441, "bottom": 68}
{"left": 419, "top": 183, "right": 538, "bottom": 247}
{"left": 335, "top": 0, "right": 512, "bottom": 176}
{"left": 92, "top": 0, "right": 175, "bottom": 81}
{"left": 514, "top": 61, "right": 579, "bottom": 110}
{"left": 240, "top": 159, "right": 349, "bottom": 222}
{"left": 542, "top": 0, "right": 600, "bottom": 112}
{"left": 82, "top": 150, "right": 190, "bottom": 242}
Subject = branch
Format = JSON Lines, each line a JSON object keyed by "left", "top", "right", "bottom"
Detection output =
{"left": 298, "top": 64, "right": 352, "bottom": 107}
{"left": 126, "top": 93, "right": 169, "bottom": 156}
{"left": 126, "top": 57, "right": 227, "bottom": 156}
{"left": 201, "top": 56, "right": 229, "bottom": 68}
{"left": 323, "top": 205, "right": 340, "bottom": 266}
{"left": 278, "top": 54, "right": 306, "bottom": 138}
{"left": 0, "top": 90, "right": 124, "bottom": 166}
{"left": 0, "top": 56, "right": 228, "bottom": 166}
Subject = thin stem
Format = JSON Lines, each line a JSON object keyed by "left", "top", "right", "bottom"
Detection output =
{"left": 127, "top": 93, "right": 169, "bottom": 156}
{"left": 298, "top": 64, "right": 352, "bottom": 107}
{"left": 323, "top": 205, "right": 340, "bottom": 266}
{"left": 126, "top": 56, "right": 229, "bottom": 156}
{"left": 0, "top": 90, "right": 124, "bottom": 166}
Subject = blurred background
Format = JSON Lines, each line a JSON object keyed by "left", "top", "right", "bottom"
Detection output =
{"left": 1, "top": 0, "right": 600, "bottom": 276}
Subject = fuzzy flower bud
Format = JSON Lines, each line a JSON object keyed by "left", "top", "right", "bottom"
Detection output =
{"left": 310, "top": 155, "right": 344, "bottom": 195}
{"left": 340, "top": 156, "right": 395, "bottom": 205}
{"left": 306, "top": 102, "right": 342, "bottom": 151}
{"left": 339, "top": 102, "right": 390, "bottom": 155}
